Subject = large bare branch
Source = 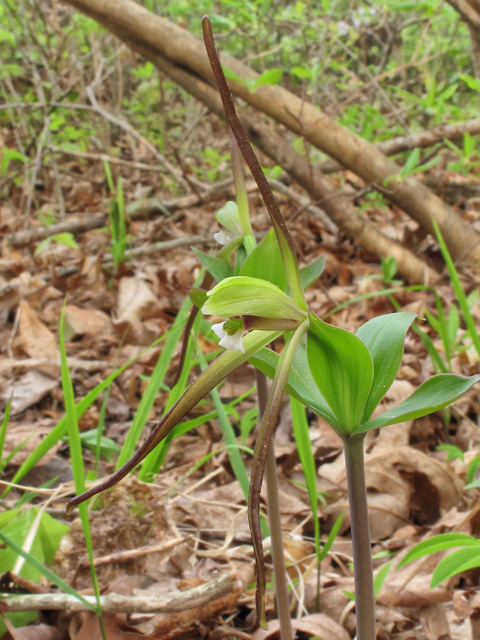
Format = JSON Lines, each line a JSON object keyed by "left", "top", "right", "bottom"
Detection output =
{"left": 60, "top": 0, "right": 480, "bottom": 265}
{"left": 319, "top": 118, "right": 480, "bottom": 174}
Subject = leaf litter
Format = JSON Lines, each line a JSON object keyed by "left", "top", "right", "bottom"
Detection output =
{"left": 2, "top": 161, "right": 480, "bottom": 639}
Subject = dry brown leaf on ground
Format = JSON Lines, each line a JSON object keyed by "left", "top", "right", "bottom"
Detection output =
{"left": 17, "top": 300, "right": 58, "bottom": 360}
{"left": 420, "top": 603, "right": 450, "bottom": 640}
{"left": 378, "top": 554, "right": 453, "bottom": 608}
{"left": 70, "top": 612, "right": 149, "bottom": 640}
{"left": 322, "top": 444, "right": 463, "bottom": 541}
{"left": 1, "top": 619, "right": 59, "bottom": 640}
{"left": 0, "top": 419, "right": 59, "bottom": 467}
{"left": 63, "top": 305, "right": 113, "bottom": 341}
{"left": 0, "top": 371, "right": 58, "bottom": 415}
{"left": 116, "top": 278, "right": 160, "bottom": 323}
{"left": 452, "top": 590, "right": 480, "bottom": 640}
{"left": 252, "top": 612, "right": 351, "bottom": 640}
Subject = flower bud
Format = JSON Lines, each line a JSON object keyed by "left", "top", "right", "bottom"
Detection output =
{"left": 202, "top": 276, "right": 308, "bottom": 323}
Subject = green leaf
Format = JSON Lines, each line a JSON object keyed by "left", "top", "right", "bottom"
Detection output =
{"left": 397, "top": 533, "right": 479, "bottom": 570}
{"left": 250, "top": 342, "right": 338, "bottom": 426}
{"left": 466, "top": 456, "right": 480, "bottom": 486}
{"left": 202, "top": 276, "right": 307, "bottom": 322}
{"left": 432, "top": 219, "right": 480, "bottom": 362}
{"left": 464, "top": 477, "right": 480, "bottom": 490}
{"left": 436, "top": 443, "right": 464, "bottom": 462}
{"left": 381, "top": 256, "right": 398, "bottom": 281}
{"left": 459, "top": 73, "right": 480, "bottom": 91}
{"left": 52, "top": 232, "right": 79, "bottom": 250}
{"left": 188, "top": 287, "right": 208, "bottom": 309}
{"left": 291, "top": 66, "right": 312, "bottom": 80}
{"left": 254, "top": 69, "right": 283, "bottom": 87}
{"left": 361, "top": 374, "right": 480, "bottom": 432}
{"left": 400, "top": 148, "right": 420, "bottom": 177}
{"left": 299, "top": 256, "right": 326, "bottom": 291}
{"left": 240, "top": 229, "right": 287, "bottom": 290}
{"left": 432, "top": 547, "right": 480, "bottom": 588}
{"left": 307, "top": 313, "right": 373, "bottom": 433}
{"left": 193, "top": 248, "right": 234, "bottom": 283}
{"left": 374, "top": 561, "right": 392, "bottom": 599}
{"left": 356, "top": 313, "right": 417, "bottom": 422}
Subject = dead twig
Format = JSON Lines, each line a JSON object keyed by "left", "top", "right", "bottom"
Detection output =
{"left": 0, "top": 572, "right": 234, "bottom": 614}
{"left": 78, "top": 536, "right": 193, "bottom": 569}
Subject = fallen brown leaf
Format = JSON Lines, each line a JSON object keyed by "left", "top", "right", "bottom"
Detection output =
{"left": 2, "top": 619, "right": 58, "bottom": 640}
{"left": 71, "top": 612, "right": 148, "bottom": 640}
{"left": 1, "top": 371, "right": 58, "bottom": 415}
{"left": 17, "top": 300, "right": 58, "bottom": 360}
{"left": 252, "top": 612, "right": 350, "bottom": 640}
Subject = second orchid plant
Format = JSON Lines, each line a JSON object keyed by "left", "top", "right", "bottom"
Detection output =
{"left": 67, "top": 17, "right": 480, "bottom": 640}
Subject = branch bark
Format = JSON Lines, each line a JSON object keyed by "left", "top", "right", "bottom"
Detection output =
{"left": 0, "top": 573, "right": 234, "bottom": 614}
{"left": 446, "top": 0, "right": 480, "bottom": 106}
{"left": 318, "top": 118, "right": 480, "bottom": 174}
{"left": 60, "top": 0, "right": 480, "bottom": 265}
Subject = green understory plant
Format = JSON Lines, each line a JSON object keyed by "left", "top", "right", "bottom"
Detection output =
{"left": 398, "top": 532, "right": 480, "bottom": 589}
{"left": 64, "top": 17, "right": 480, "bottom": 640}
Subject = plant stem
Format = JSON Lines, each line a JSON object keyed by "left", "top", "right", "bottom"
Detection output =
{"left": 343, "top": 433, "right": 375, "bottom": 640}
{"left": 255, "top": 369, "right": 294, "bottom": 640}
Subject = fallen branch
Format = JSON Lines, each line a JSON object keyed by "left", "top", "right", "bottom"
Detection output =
{"left": 48, "top": 144, "right": 171, "bottom": 175}
{"left": 7, "top": 215, "right": 106, "bottom": 249}
{"left": 318, "top": 118, "right": 480, "bottom": 174}
{"left": 0, "top": 572, "right": 234, "bottom": 614}
{"left": 78, "top": 536, "right": 192, "bottom": 569}
{"left": 61, "top": 0, "right": 480, "bottom": 265}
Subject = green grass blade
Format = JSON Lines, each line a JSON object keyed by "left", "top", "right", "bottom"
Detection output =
{"left": 290, "top": 396, "right": 320, "bottom": 608}
{"left": 195, "top": 343, "right": 251, "bottom": 502}
{"left": 318, "top": 513, "right": 344, "bottom": 563}
{"left": 59, "top": 304, "right": 105, "bottom": 636}
{"left": 116, "top": 296, "right": 191, "bottom": 471}
{"left": 138, "top": 316, "right": 198, "bottom": 480}
{"left": 374, "top": 561, "right": 393, "bottom": 599}
{"left": 0, "top": 395, "right": 12, "bottom": 463}
{"left": 433, "top": 219, "right": 480, "bottom": 361}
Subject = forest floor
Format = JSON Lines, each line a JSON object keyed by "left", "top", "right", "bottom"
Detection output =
{"left": 2, "top": 2, "right": 480, "bottom": 639}
{"left": 2, "top": 116, "right": 480, "bottom": 640}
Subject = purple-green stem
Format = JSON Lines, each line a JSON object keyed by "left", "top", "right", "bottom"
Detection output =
{"left": 343, "top": 433, "right": 376, "bottom": 640}
{"left": 256, "top": 369, "right": 294, "bottom": 640}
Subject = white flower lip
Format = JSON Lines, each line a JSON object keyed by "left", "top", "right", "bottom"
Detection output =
{"left": 213, "top": 230, "right": 234, "bottom": 245}
{"left": 212, "top": 321, "right": 245, "bottom": 354}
